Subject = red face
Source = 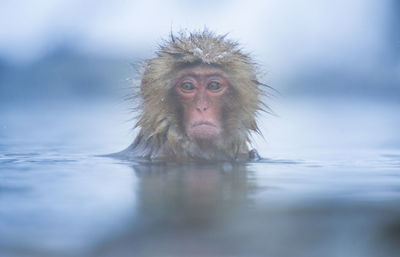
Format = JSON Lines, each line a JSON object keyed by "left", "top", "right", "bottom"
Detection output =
{"left": 174, "top": 66, "right": 230, "bottom": 140}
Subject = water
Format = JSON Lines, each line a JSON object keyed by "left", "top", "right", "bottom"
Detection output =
{"left": 1, "top": 98, "right": 400, "bottom": 257}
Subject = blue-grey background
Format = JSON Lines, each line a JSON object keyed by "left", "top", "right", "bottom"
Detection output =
{"left": 1, "top": 1, "right": 400, "bottom": 257}
{"left": 0, "top": 0, "right": 399, "bottom": 153}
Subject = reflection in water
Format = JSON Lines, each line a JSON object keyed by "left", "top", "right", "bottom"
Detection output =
{"left": 1, "top": 150, "right": 400, "bottom": 257}
{"left": 92, "top": 162, "right": 257, "bottom": 257}
{"left": 134, "top": 162, "right": 253, "bottom": 224}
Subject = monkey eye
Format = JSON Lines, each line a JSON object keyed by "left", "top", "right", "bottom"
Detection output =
{"left": 207, "top": 81, "right": 222, "bottom": 91}
{"left": 180, "top": 82, "right": 195, "bottom": 91}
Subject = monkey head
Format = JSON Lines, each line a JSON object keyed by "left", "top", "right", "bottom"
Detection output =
{"left": 128, "top": 30, "right": 266, "bottom": 161}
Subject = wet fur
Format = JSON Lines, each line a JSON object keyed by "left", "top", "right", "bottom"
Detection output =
{"left": 125, "top": 30, "right": 266, "bottom": 161}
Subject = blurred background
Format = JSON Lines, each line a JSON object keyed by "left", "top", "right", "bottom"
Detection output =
{"left": 0, "top": 0, "right": 399, "bottom": 155}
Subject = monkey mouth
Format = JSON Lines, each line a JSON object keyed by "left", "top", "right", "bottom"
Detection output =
{"left": 191, "top": 121, "right": 217, "bottom": 128}
{"left": 188, "top": 121, "right": 220, "bottom": 139}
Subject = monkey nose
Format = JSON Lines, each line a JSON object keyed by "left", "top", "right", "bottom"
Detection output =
{"left": 196, "top": 105, "right": 208, "bottom": 112}
{"left": 195, "top": 96, "right": 209, "bottom": 112}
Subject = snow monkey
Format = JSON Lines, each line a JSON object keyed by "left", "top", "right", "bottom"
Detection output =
{"left": 122, "top": 30, "right": 268, "bottom": 161}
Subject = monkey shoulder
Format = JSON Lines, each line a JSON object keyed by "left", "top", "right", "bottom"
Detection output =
{"left": 236, "top": 149, "right": 261, "bottom": 162}
{"left": 248, "top": 149, "right": 261, "bottom": 161}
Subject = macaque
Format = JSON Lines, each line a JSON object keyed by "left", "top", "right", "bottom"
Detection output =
{"left": 121, "top": 30, "right": 267, "bottom": 161}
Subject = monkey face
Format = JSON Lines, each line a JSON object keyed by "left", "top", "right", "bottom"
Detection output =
{"left": 174, "top": 65, "right": 230, "bottom": 141}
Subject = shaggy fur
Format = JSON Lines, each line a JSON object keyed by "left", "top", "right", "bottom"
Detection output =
{"left": 126, "top": 29, "right": 266, "bottom": 161}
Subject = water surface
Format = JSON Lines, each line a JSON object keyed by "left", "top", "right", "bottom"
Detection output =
{"left": 1, "top": 98, "right": 400, "bottom": 257}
